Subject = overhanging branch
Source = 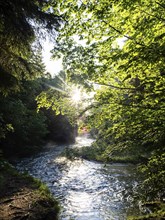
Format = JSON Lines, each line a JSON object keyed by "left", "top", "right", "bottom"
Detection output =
{"left": 93, "top": 82, "right": 136, "bottom": 90}
{"left": 156, "top": 1, "right": 165, "bottom": 9}
{"left": 102, "top": 20, "right": 146, "bottom": 47}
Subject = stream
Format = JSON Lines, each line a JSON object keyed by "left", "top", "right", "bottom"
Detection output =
{"left": 16, "top": 134, "right": 142, "bottom": 220}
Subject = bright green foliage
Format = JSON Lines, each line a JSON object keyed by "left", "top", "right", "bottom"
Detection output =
{"left": 52, "top": 0, "right": 165, "bottom": 202}
{"left": 37, "top": 89, "right": 78, "bottom": 125}
{"left": 36, "top": 72, "right": 85, "bottom": 125}
{"left": 140, "top": 153, "right": 165, "bottom": 201}
{"left": 53, "top": 0, "right": 165, "bottom": 86}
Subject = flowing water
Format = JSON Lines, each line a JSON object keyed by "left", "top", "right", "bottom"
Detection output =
{"left": 16, "top": 134, "right": 142, "bottom": 220}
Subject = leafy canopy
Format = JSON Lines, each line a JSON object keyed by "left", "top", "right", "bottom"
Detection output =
{"left": 52, "top": 0, "right": 165, "bottom": 147}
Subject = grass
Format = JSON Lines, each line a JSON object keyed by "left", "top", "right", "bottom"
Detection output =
{"left": 62, "top": 144, "right": 146, "bottom": 164}
{"left": 128, "top": 201, "right": 165, "bottom": 219}
{"left": 61, "top": 145, "right": 104, "bottom": 161}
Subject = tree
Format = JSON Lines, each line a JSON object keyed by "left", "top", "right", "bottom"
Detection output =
{"left": 0, "top": 78, "right": 49, "bottom": 157}
{"left": 52, "top": 0, "right": 165, "bottom": 148}
{"left": 0, "top": 0, "right": 61, "bottom": 95}
{"left": 0, "top": 0, "right": 62, "bottom": 142}
{"left": 52, "top": 0, "right": 165, "bottom": 201}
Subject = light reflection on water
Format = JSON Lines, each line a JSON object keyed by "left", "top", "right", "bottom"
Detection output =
{"left": 16, "top": 135, "right": 141, "bottom": 220}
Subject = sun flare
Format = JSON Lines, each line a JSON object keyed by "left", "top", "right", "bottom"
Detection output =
{"left": 71, "top": 88, "right": 81, "bottom": 103}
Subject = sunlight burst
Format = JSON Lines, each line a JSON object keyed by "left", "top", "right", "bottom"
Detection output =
{"left": 71, "top": 88, "right": 81, "bottom": 103}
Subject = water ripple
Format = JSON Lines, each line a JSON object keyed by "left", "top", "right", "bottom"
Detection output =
{"left": 16, "top": 135, "right": 141, "bottom": 220}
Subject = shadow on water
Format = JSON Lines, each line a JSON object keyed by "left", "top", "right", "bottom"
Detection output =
{"left": 16, "top": 134, "right": 142, "bottom": 220}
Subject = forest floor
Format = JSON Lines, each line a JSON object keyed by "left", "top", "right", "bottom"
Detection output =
{"left": 0, "top": 161, "right": 59, "bottom": 220}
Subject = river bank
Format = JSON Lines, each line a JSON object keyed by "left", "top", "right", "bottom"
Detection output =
{"left": 1, "top": 134, "right": 164, "bottom": 219}
{"left": 0, "top": 160, "right": 60, "bottom": 220}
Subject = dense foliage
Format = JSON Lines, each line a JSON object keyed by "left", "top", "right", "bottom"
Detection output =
{"left": 0, "top": 0, "right": 61, "bottom": 95}
{"left": 0, "top": 76, "right": 77, "bottom": 157}
{"left": 0, "top": 0, "right": 58, "bottom": 141}
{"left": 0, "top": 0, "right": 76, "bottom": 157}
{"left": 52, "top": 0, "right": 165, "bottom": 204}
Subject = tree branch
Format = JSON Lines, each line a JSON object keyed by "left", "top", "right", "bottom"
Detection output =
{"left": 102, "top": 20, "right": 146, "bottom": 47}
{"left": 138, "top": 8, "right": 165, "bottom": 22}
{"left": 156, "top": 1, "right": 165, "bottom": 9}
{"left": 93, "top": 82, "right": 136, "bottom": 90}
{"left": 100, "top": 100, "right": 164, "bottom": 111}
